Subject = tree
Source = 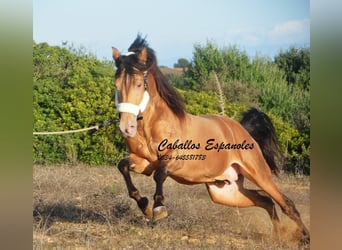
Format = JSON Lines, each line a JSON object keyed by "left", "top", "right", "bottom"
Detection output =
{"left": 185, "top": 42, "right": 223, "bottom": 87}
{"left": 274, "top": 47, "right": 310, "bottom": 90}
{"left": 173, "top": 58, "right": 190, "bottom": 69}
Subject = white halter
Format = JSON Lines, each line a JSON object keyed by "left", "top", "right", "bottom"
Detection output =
{"left": 115, "top": 90, "right": 150, "bottom": 116}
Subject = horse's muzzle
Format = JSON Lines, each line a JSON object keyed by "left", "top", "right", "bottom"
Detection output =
{"left": 119, "top": 116, "right": 138, "bottom": 138}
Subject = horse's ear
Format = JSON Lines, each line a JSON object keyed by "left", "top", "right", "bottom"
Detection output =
{"left": 137, "top": 47, "right": 147, "bottom": 64}
{"left": 112, "top": 47, "right": 121, "bottom": 61}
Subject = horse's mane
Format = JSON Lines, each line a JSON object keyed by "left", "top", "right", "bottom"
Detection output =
{"left": 115, "top": 35, "right": 186, "bottom": 118}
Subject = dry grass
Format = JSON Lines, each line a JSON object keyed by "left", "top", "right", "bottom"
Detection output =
{"left": 33, "top": 165, "right": 310, "bottom": 249}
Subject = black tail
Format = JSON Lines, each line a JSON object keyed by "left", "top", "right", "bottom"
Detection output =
{"left": 240, "top": 108, "right": 283, "bottom": 176}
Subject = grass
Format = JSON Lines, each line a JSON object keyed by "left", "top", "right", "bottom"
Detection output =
{"left": 33, "top": 165, "right": 310, "bottom": 249}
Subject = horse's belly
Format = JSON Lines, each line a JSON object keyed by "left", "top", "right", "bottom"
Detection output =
{"left": 167, "top": 158, "right": 237, "bottom": 184}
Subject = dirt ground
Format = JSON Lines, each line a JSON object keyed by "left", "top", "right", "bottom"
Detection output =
{"left": 33, "top": 165, "right": 310, "bottom": 249}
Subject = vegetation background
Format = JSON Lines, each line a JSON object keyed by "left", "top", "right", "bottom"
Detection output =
{"left": 33, "top": 41, "right": 310, "bottom": 175}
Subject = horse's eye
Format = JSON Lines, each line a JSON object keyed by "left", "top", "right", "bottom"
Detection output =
{"left": 137, "top": 83, "right": 142, "bottom": 88}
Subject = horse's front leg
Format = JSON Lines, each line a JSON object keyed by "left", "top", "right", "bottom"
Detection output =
{"left": 152, "top": 165, "right": 169, "bottom": 221}
{"left": 117, "top": 158, "right": 153, "bottom": 219}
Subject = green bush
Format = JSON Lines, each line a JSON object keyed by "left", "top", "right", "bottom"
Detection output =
{"left": 184, "top": 42, "right": 310, "bottom": 130}
{"left": 33, "top": 42, "right": 125, "bottom": 165}
{"left": 180, "top": 89, "right": 221, "bottom": 115}
{"left": 267, "top": 113, "right": 310, "bottom": 175}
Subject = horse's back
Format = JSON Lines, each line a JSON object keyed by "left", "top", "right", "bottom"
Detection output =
{"left": 190, "top": 113, "right": 251, "bottom": 140}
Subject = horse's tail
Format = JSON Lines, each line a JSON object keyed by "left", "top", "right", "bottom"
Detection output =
{"left": 240, "top": 108, "right": 283, "bottom": 177}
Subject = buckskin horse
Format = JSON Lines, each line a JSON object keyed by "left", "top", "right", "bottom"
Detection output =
{"left": 112, "top": 35, "right": 309, "bottom": 244}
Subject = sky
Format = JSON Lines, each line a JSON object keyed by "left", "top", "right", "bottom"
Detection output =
{"left": 33, "top": 0, "right": 310, "bottom": 67}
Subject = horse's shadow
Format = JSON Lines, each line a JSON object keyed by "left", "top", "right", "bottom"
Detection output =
{"left": 33, "top": 190, "right": 146, "bottom": 230}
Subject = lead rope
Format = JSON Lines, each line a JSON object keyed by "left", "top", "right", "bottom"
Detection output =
{"left": 33, "top": 118, "right": 116, "bottom": 135}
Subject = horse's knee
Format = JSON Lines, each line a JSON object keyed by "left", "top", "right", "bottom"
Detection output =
{"left": 118, "top": 158, "right": 130, "bottom": 173}
{"left": 129, "top": 189, "right": 140, "bottom": 199}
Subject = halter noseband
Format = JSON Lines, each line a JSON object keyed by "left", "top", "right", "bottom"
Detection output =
{"left": 115, "top": 68, "right": 150, "bottom": 119}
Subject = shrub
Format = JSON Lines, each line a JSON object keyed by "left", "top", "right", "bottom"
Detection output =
{"left": 33, "top": 42, "right": 125, "bottom": 165}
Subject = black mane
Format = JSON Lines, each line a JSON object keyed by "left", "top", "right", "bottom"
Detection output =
{"left": 115, "top": 35, "right": 186, "bottom": 118}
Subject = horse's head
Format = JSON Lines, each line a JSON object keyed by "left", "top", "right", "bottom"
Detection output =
{"left": 112, "top": 45, "right": 149, "bottom": 138}
{"left": 112, "top": 35, "right": 185, "bottom": 137}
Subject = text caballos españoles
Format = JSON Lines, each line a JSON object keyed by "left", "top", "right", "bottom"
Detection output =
{"left": 157, "top": 138, "right": 254, "bottom": 161}
{"left": 159, "top": 138, "right": 254, "bottom": 152}
{"left": 158, "top": 138, "right": 254, "bottom": 152}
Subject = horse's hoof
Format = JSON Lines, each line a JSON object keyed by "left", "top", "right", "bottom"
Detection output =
{"left": 300, "top": 234, "right": 310, "bottom": 247}
{"left": 293, "top": 228, "right": 310, "bottom": 247}
{"left": 153, "top": 206, "right": 168, "bottom": 221}
{"left": 138, "top": 197, "right": 153, "bottom": 220}
{"left": 143, "top": 203, "right": 153, "bottom": 220}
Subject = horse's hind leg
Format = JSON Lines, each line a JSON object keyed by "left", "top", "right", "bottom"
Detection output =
{"left": 254, "top": 175, "right": 310, "bottom": 244}
{"left": 118, "top": 158, "right": 153, "bottom": 219}
{"left": 206, "top": 174, "right": 281, "bottom": 235}
{"left": 240, "top": 163, "right": 310, "bottom": 245}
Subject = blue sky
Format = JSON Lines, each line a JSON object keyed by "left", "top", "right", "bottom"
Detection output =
{"left": 33, "top": 0, "right": 310, "bottom": 67}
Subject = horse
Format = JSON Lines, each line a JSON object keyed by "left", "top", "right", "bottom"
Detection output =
{"left": 112, "top": 35, "right": 310, "bottom": 245}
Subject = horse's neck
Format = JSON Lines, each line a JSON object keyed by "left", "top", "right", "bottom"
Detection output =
{"left": 138, "top": 95, "right": 184, "bottom": 139}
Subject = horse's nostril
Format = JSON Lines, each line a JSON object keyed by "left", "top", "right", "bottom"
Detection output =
{"left": 123, "top": 123, "right": 137, "bottom": 137}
